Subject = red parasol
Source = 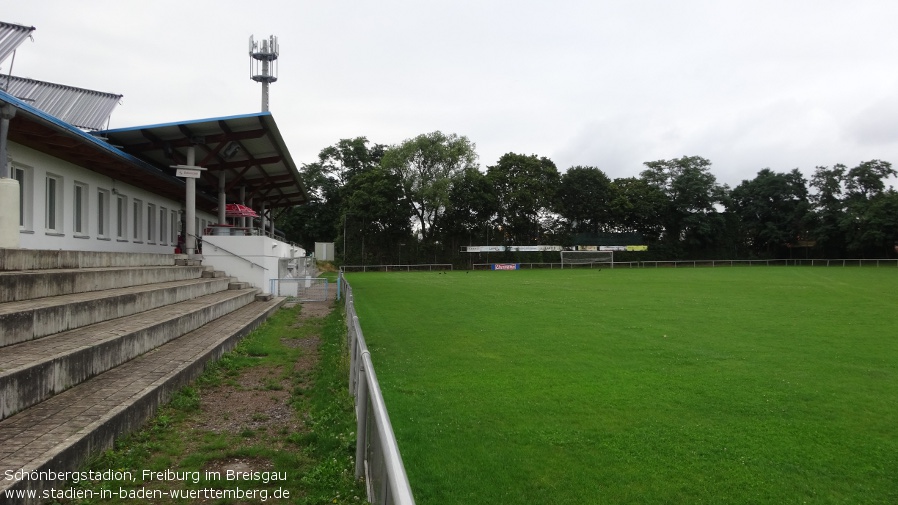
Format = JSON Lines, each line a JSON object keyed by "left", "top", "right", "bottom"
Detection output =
{"left": 216, "top": 203, "right": 259, "bottom": 218}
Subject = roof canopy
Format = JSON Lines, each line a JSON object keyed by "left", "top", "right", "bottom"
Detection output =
{"left": 3, "top": 89, "right": 307, "bottom": 214}
{"left": 98, "top": 112, "right": 308, "bottom": 211}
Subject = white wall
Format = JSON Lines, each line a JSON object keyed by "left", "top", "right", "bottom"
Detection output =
{"left": 202, "top": 234, "right": 306, "bottom": 293}
{"left": 10, "top": 142, "right": 217, "bottom": 253}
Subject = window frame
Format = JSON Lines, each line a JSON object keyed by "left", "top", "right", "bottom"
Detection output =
{"left": 45, "top": 173, "right": 64, "bottom": 234}
{"left": 147, "top": 202, "right": 156, "bottom": 244}
{"left": 13, "top": 164, "right": 33, "bottom": 231}
{"left": 116, "top": 194, "right": 128, "bottom": 241}
{"left": 132, "top": 199, "right": 143, "bottom": 243}
{"left": 97, "top": 188, "right": 111, "bottom": 239}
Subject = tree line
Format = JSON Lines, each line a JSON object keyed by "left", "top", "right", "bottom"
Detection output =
{"left": 278, "top": 132, "right": 898, "bottom": 265}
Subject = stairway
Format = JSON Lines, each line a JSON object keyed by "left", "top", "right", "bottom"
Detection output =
{"left": 0, "top": 249, "right": 285, "bottom": 503}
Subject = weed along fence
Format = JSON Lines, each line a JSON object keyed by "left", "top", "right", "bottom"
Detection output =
{"left": 338, "top": 273, "right": 416, "bottom": 505}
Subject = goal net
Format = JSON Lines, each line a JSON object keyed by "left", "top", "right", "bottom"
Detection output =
{"left": 560, "top": 250, "right": 613, "bottom": 268}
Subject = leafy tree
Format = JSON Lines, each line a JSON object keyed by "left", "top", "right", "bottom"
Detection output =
{"left": 858, "top": 189, "right": 898, "bottom": 255}
{"left": 319, "top": 137, "right": 385, "bottom": 186}
{"left": 280, "top": 138, "right": 385, "bottom": 248}
{"left": 841, "top": 160, "right": 898, "bottom": 256}
{"left": 844, "top": 159, "right": 896, "bottom": 200}
{"left": 487, "top": 153, "right": 561, "bottom": 244}
{"left": 640, "top": 156, "right": 728, "bottom": 251}
{"left": 557, "top": 166, "right": 614, "bottom": 233}
{"left": 729, "top": 168, "right": 810, "bottom": 256}
{"left": 438, "top": 166, "right": 497, "bottom": 241}
{"left": 278, "top": 161, "right": 342, "bottom": 246}
{"left": 381, "top": 131, "right": 478, "bottom": 243}
{"left": 608, "top": 177, "right": 667, "bottom": 241}
{"left": 808, "top": 164, "right": 847, "bottom": 257}
{"left": 340, "top": 166, "right": 412, "bottom": 264}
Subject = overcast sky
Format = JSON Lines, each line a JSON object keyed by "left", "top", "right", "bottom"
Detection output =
{"left": 5, "top": 1, "right": 898, "bottom": 188}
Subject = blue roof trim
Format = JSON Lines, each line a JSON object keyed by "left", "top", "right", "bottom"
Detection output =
{"left": 0, "top": 88, "right": 183, "bottom": 180}
{"left": 97, "top": 111, "right": 274, "bottom": 134}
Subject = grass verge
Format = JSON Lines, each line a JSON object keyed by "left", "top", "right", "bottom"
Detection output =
{"left": 52, "top": 303, "right": 365, "bottom": 505}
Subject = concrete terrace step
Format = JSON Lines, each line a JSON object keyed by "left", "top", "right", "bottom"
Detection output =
{"left": 0, "top": 276, "right": 234, "bottom": 348}
{"left": 0, "top": 296, "right": 286, "bottom": 503}
{"left": 0, "top": 288, "right": 259, "bottom": 422}
{"left": 0, "top": 265, "right": 207, "bottom": 303}
{"left": 0, "top": 249, "right": 176, "bottom": 271}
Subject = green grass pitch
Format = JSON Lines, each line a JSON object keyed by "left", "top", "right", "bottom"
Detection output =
{"left": 346, "top": 267, "right": 898, "bottom": 505}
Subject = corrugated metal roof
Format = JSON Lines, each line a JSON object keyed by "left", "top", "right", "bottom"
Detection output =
{"left": 0, "top": 75, "right": 122, "bottom": 131}
{"left": 0, "top": 21, "right": 34, "bottom": 64}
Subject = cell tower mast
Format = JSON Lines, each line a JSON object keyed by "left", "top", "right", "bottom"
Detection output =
{"left": 249, "top": 35, "right": 278, "bottom": 112}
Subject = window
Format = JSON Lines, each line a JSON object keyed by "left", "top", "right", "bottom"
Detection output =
{"left": 98, "top": 188, "right": 110, "bottom": 238}
{"left": 45, "top": 174, "right": 63, "bottom": 233}
{"left": 170, "top": 210, "right": 179, "bottom": 245}
{"left": 13, "top": 165, "right": 32, "bottom": 230}
{"left": 73, "top": 182, "right": 88, "bottom": 235}
{"left": 116, "top": 194, "right": 128, "bottom": 240}
{"left": 132, "top": 199, "right": 143, "bottom": 242}
{"left": 159, "top": 206, "right": 167, "bottom": 245}
{"left": 147, "top": 203, "right": 156, "bottom": 243}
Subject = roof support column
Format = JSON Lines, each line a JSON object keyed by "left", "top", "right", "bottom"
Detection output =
{"left": 260, "top": 200, "right": 267, "bottom": 237}
{"left": 240, "top": 186, "right": 246, "bottom": 228}
{"left": 218, "top": 171, "right": 226, "bottom": 225}
{"left": 247, "top": 197, "right": 253, "bottom": 232}
{"left": 178, "top": 146, "right": 206, "bottom": 259}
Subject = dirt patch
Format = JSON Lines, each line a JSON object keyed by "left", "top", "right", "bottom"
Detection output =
{"left": 292, "top": 299, "right": 334, "bottom": 321}
{"left": 203, "top": 456, "right": 274, "bottom": 475}
{"left": 191, "top": 365, "right": 297, "bottom": 435}
{"left": 189, "top": 290, "right": 336, "bottom": 439}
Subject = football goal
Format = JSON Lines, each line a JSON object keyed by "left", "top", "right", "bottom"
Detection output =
{"left": 560, "top": 250, "right": 614, "bottom": 268}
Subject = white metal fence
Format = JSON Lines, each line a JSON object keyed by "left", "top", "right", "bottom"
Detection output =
{"left": 341, "top": 264, "right": 453, "bottom": 272}
{"left": 340, "top": 273, "right": 416, "bottom": 505}
{"left": 269, "top": 277, "right": 329, "bottom": 301}
{"left": 472, "top": 258, "right": 898, "bottom": 270}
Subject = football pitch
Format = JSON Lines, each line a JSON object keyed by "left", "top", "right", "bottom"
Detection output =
{"left": 346, "top": 267, "right": 898, "bottom": 505}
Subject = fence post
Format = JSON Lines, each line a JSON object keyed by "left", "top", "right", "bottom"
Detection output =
{"left": 355, "top": 364, "right": 369, "bottom": 480}
{"left": 337, "top": 271, "right": 343, "bottom": 301}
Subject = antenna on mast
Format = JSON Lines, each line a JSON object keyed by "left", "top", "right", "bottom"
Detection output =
{"left": 249, "top": 35, "right": 279, "bottom": 112}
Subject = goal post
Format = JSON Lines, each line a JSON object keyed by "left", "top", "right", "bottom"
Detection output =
{"left": 560, "top": 250, "right": 614, "bottom": 268}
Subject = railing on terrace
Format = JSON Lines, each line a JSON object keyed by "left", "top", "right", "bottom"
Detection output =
{"left": 342, "top": 263, "right": 453, "bottom": 272}
{"left": 190, "top": 232, "right": 269, "bottom": 271}
{"left": 339, "top": 273, "right": 416, "bottom": 505}
{"left": 269, "top": 277, "right": 329, "bottom": 302}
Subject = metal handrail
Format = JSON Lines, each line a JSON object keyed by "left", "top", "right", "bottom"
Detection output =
{"left": 192, "top": 232, "right": 268, "bottom": 271}
{"left": 341, "top": 273, "right": 416, "bottom": 505}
